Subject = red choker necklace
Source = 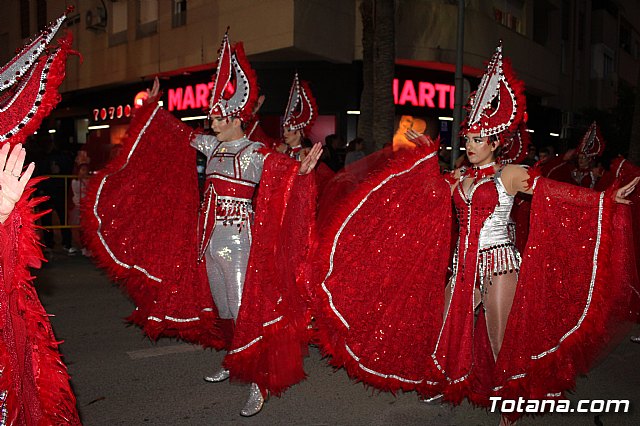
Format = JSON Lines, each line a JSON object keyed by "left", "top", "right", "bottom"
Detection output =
{"left": 466, "top": 161, "right": 497, "bottom": 180}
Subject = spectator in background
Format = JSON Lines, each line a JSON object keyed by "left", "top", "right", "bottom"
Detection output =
{"left": 37, "top": 137, "right": 75, "bottom": 255}
{"left": 322, "top": 134, "right": 344, "bottom": 172}
{"left": 70, "top": 163, "right": 91, "bottom": 257}
{"left": 522, "top": 143, "right": 538, "bottom": 166}
{"left": 345, "top": 137, "right": 365, "bottom": 166}
{"left": 537, "top": 146, "right": 551, "bottom": 164}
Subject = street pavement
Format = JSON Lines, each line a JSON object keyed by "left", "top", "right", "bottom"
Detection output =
{"left": 35, "top": 250, "right": 640, "bottom": 425}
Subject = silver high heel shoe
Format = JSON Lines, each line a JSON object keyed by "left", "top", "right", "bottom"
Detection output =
{"left": 203, "top": 368, "right": 230, "bottom": 383}
{"left": 240, "top": 383, "right": 264, "bottom": 417}
{"left": 631, "top": 336, "right": 640, "bottom": 343}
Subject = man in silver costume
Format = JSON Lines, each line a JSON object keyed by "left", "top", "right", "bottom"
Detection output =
{"left": 195, "top": 112, "right": 321, "bottom": 417}
{"left": 174, "top": 33, "right": 322, "bottom": 417}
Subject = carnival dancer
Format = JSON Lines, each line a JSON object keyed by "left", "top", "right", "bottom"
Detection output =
{"left": 594, "top": 148, "right": 640, "bottom": 343}
{"left": 83, "top": 32, "right": 321, "bottom": 417}
{"left": 0, "top": 10, "right": 80, "bottom": 425}
{"left": 279, "top": 73, "right": 335, "bottom": 206}
{"left": 540, "top": 121, "right": 605, "bottom": 189}
{"left": 306, "top": 43, "right": 639, "bottom": 423}
{"left": 282, "top": 73, "right": 317, "bottom": 161}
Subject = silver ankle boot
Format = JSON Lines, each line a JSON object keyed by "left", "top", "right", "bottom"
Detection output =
{"left": 240, "top": 383, "right": 264, "bottom": 417}
{"left": 203, "top": 368, "right": 230, "bottom": 383}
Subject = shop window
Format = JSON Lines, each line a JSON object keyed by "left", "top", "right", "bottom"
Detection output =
{"left": 603, "top": 51, "right": 614, "bottom": 79}
{"left": 493, "top": 0, "right": 525, "bottom": 34}
{"left": 110, "top": 1, "right": 128, "bottom": 46}
{"left": 620, "top": 20, "right": 632, "bottom": 55}
{"left": 137, "top": 0, "right": 158, "bottom": 38}
{"left": 172, "top": 0, "right": 187, "bottom": 28}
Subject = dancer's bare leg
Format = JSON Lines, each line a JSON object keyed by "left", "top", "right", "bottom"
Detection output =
{"left": 483, "top": 271, "right": 518, "bottom": 361}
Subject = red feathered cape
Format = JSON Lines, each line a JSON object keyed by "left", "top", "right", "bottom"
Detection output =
{"left": 308, "top": 149, "right": 637, "bottom": 410}
{"left": 0, "top": 181, "right": 80, "bottom": 425}
{"left": 308, "top": 147, "right": 451, "bottom": 393}
{"left": 82, "top": 101, "right": 315, "bottom": 396}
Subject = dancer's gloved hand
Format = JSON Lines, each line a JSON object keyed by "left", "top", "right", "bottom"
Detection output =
{"left": 298, "top": 142, "right": 323, "bottom": 175}
{"left": 0, "top": 143, "right": 35, "bottom": 223}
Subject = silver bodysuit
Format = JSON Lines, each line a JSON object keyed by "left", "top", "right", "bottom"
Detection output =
{"left": 191, "top": 134, "right": 265, "bottom": 319}
{"left": 476, "top": 170, "right": 522, "bottom": 292}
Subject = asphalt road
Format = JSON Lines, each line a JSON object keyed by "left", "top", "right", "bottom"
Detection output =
{"left": 34, "top": 250, "right": 640, "bottom": 425}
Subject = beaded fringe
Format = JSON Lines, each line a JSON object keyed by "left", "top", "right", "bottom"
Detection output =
{"left": 216, "top": 196, "right": 253, "bottom": 228}
{"left": 478, "top": 243, "right": 522, "bottom": 294}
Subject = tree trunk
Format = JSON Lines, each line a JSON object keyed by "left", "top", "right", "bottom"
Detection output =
{"left": 372, "top": 0, "right": 395, "bottom": 151}
{"left": 358, "top": 0, "right": 374, "bottom": 151}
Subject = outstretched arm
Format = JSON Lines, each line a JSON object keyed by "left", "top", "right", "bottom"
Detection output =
{"left": 503, "top": 163, "right": 640, "bottom": 204}
{"left": 0, "top": 143, "right": 35, "bottom": 223}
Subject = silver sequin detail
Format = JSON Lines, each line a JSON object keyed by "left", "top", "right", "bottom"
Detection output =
{"left": 240, "top": 383, "right": 264, "bottom": 417}
{"left": 0, "top": 14, "right": 66, "bottom": 91}
{"left": 477, "top": 173, "right": 521, "bottom": 293}
{"left": 0, "top": 390, "right": 7, "bottom": 426}
{"left": 616, "top": 159, "right": 626, "bottom": 178}
{"left": 492, "top": 373, "right": 526, "bottom": 391}
{"left": 263, "top": 316, "right": 283, "bottom": 327}
{"left": 228, "top": 336, "right": 263, "bottom": 355}
{"left": 344, "top": 344, "right": 432, "bottom": 385}
{"left": 227, "top": 316, "right": 284, "bottom": 355}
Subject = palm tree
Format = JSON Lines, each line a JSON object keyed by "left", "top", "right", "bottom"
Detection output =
{"left": 358, "top": 0, "right": 396, "bottom": 151}
{"left": 358, "top": 0, "right": 374, "bottom": 150}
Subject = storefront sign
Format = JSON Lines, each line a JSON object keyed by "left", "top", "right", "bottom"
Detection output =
{"left": 167, "top": 83, "right": 214, "bottom": 111}
{"left": 393, "top": 79, "right": 455, "bottom": 109}
{"left": 92, "top": 104, "right": 132, "bottom": 121}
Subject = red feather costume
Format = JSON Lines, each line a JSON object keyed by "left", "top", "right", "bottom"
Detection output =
{"left": 306, "top": 44, "right": 638, "bottom": 419}
{"left": 82, "top": 100, "right": 315, "bottom": 396}
{"left": 0, "top": 9, "right": 80, "bottom": 425}
{"left": 0, "top": 184, "right": 80, "bottom": 425}
{"left": 82, "top": 33, "right": 316, "bottom": 399}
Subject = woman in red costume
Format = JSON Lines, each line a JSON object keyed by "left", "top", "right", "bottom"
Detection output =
{"left": 0, "top": 10, "right": 80, "bottom": 425}
{"left": 307, "top": 43, "right": 639, "bottom": 423}
{"left": 594, "top": 136, "right": 640, "bottom": 343}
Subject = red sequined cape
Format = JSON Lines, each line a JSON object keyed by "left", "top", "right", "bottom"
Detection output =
{"left": 0, "top": 182, "right": 80, "bottom": 425}
{"left": 81, "top": 101, "right": 314, "bottom": 396}
{"left": 595, "top": 156, "right": 640, "bottom": 299}
{"left": 308, "top": 147, "right": 637, "bottom": 410}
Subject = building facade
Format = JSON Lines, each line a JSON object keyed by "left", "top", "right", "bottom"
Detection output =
{"left": 2, "top": 0, "right": 639, "bottom": 159}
